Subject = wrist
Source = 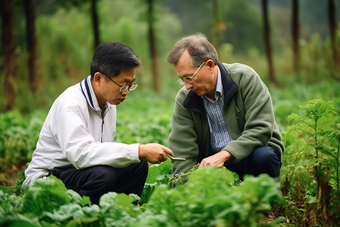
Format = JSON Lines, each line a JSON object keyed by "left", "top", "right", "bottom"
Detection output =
{"left": 221, "top": 150, "right": 234, "bottom": 162}
{"left": 139, "top": 144, "right": 145, "bottom": 159}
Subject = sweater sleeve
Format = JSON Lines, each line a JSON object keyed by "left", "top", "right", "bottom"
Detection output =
{"left": 224, "top": 66, "right": 275, "bottom": 163}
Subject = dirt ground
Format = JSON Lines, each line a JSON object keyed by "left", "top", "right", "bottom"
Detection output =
{"left": 0, "top": 162, "right": 27, "bottom": 187}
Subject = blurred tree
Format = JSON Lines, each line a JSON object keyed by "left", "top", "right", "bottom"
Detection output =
{"left": 54, "top": 0, "right": 99, "bottom": 49}
{"left": 212, "top": 0, "right": 224, "bottom": 56}
{"left": 328, "top": 0, "right": 340, "bottom": 67}
{"left": 261, "top": 0, "right": 278, "bottom": 86}
{"left": 147, "top": 0, "right": 160, "bottom": 93}
{"left": 162, "top": 0, "right": 212, "bottom": 39}
{"left": 90, "top": 0, "right": 100, "bottom": 48}
{"left": 1, "top": 0, "right": 16, "bottom": 111}
{"left": 24, "top": 0, "right": 40, "bottom": 93}
{"left": 220, "top": 0, "right": 264, "bottom": 54}
{"left": 292, "top": 0, "right": 300, "bottom": 72}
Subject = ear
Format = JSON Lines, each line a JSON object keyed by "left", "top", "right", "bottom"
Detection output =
{"left": 206, "top": 59, "right": 215, "bottom": 69}
{"left": 206, "top": 59, "right": 216, "bottom": 72}
{"left": 93, "top": 72, "right": 103, "bottom": 86}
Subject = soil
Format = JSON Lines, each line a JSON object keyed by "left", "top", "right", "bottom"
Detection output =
{"left": 0, "top": 162, "right": 27, "bottom": 187}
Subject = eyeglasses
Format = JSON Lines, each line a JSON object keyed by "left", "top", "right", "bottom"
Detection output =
{"left": 103, "top": 74, "right": 138, "bottom": 92}
{"left": 177, "top": 61, "right": 206, "bottom": 85}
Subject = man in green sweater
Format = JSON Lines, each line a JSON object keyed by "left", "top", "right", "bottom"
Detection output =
{"left": 167, "top": 33, "right": 284, "bottom": 185}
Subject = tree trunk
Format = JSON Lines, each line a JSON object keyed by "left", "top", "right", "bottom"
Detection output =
{"left": 261, "top": 0, "right": 278, "bottom": 87}
{"left": 24, "top": 0, "right": 39, "bottom": 93}
{"left": 313, "top": 165, "right": 336, "bottom": 226}
{"left": 1, "top": 0, "right": 16, "bottom": 111}
{"left": 91, "top": 0, "right": 100, "bottom": 49}
{"left": 212, "top": 0, "right": 220, "bottom": 57}
{"left": 147, "top": 0, "right": 160, "bottom": 93}
{"left": 328, "top": 0, "right": 340, "bottom": 67}
{"left": 292, "top": 0, "right": 300, "bottom": 72}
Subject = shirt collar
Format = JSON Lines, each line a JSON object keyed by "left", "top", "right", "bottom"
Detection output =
{"left": 216, "top": 66, "right": 223, "bottom": 96}
{"left": 202, "top": 65, "right": 223, "bottom": 101}
{"left": 80, "top": 75, "right": 102, "bottom": 111}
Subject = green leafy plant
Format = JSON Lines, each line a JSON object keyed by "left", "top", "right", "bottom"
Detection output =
{"left": 140, "top": 159, "right": 172, "bottom": 204}
{"left": 135, "top": 166, "right": 283, "bottom": 227}
{"left": 288, "top": 99, "right": 339, "bottom": 226}
{"left": 0, "top": 166, "right": 284, "bottom": 226}
{"left": 0, "top": 110, "right": 44, "bottom": 172}
{"left": 22, "top": 176, "right": 70, "bottom": 216}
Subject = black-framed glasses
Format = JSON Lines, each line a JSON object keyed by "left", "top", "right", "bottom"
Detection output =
{"left": 177, "top": 61, "right": 206, "bottom": 85}
{"left": 103, "top": 74, "right": 138, "bottom": 92}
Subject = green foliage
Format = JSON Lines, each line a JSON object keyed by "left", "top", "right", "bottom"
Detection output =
{"left": 66, "top": 189, "right": 91, "bottom": 207}
{"left": 220, "top": 0, "right": 264, "bottom": 54}
{"left": 99, "top": 192, "right": 142, "bottom": 227}
{"left": 270, "top": 81, "right": 340, "bottom": 131}
{"left": 288, "top": 99, "right": 338, "bottom": 158}
{"left": 115, "top": 90, "right": 174, "bottom": 146}
{"left": 279, "top": 131, "right": 313, "bottom": 198}
{"left": 327, "top": 123, "right": 340, "bottom": 190}
{"left": 22, "top": 176, "right": 70, "bottom": 216}
{"left": 2, "top": 86, "right": 340, "bottom": 224}
{"left": 136, "top": 167, "right": 282, "bottom": 227}
{"left": 40, "top": 203, "right": 101, "bottom": 225}
{"left": 0, "top": 188, "right": 23, "bottom": 216}
{"left": 0, "top": 110, "right": 45, "bottom": 171}
{"left": 0, "top": 166, "right": 283, "bottom": 226}
{"left": 140, "top": 159, "right": 172, "bottom": 204}
{"left": 285, "top": 99, "right": 340, "bottom": 223}
{"left": 12, "top": 171, "right": 25, "bottom": 196}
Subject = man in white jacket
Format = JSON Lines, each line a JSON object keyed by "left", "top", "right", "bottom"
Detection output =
{"left": 23, "top": 41, "right": 173, "bottom": 205}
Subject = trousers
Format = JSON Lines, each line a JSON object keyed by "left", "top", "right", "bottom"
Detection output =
{"left": 51, "top": 159, "right": 148, "bottom": 205}
{"left": 224, "top": 145, "right": 281, "bottom": 181}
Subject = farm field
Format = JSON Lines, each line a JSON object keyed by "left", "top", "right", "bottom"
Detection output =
{"left": 1, "top": 0, "right": 340, "bottom": 225}
{"left": 1, "top": 79, "right": 340, "bottom": 226}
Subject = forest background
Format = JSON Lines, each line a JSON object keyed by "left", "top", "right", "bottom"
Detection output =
{"left": 1, "top": 0, "right": 340, "bottom": 113}
{"left": 1, "top": 0, "right": 340, "bottom": 225}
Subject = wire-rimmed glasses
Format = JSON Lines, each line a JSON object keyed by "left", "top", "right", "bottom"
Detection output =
{"left": 103, "top": 74, "right": 138, "bottom": 92}
{"left": 177, "top": 61, "right": 206, "bottom": 85}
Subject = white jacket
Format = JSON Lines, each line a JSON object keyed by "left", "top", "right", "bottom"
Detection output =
{"left": 23, "top": 76, "right": 140, "bottom": 187}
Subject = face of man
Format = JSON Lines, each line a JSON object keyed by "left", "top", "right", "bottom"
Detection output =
{"left": 92, "top": 69, "right": 136, "bottom": 108}
{"left": 174, "top": 50, "right": 217, "bottom": 98}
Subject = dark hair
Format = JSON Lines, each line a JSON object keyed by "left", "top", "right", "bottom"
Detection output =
{"left": 167, "top": 33, "right": 218, "bottom": 67}
{"left": 90, "top": 41, "right": 141, "bottom": 79}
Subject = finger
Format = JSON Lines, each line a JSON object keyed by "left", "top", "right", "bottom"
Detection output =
{"left": 163, "top": 147, "right": 173, "bottom": 156}
{"left": 160, "top": 153, "right": 168, "bottom": 162}
{"left": 198, "top": 162, "right": 205, "bottom": 169}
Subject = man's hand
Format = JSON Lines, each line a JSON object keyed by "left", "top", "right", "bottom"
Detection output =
{"left": 199, "top": 150, "right": 234, "bottom": 168}
{"left": 139, "top": 143, "right": 173, "bottom": 164}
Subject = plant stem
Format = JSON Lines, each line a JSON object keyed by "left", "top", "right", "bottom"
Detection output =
{"left": 337, "top": 147, "right": 339, "bottom": 190}
{"left": 315, "top": 119, "right": 318, "bottom": 159}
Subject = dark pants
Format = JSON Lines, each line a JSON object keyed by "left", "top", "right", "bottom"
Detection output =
{"left": 51, "top": 159, "right": 148, "bottom": 205}
{"left": 224, "top": 145, "right": 281, "bottom": 181}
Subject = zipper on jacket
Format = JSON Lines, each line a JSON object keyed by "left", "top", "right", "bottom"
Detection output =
{"left": 101, "top": 103, "right": 108, "bottom": 143}
{"left": 101, "top": 118, "right": 104, "bottom": 143}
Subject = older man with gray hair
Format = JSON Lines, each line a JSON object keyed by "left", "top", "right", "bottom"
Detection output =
{"left": 167, "top": 33, "right": 284, "bottom": 185}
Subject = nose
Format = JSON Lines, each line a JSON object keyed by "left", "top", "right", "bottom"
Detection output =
{"left": 185, "top": 82, "right": 193, "bottom": 90}
{"left": 121, "top": 89, "right": 129, "bottom": 95}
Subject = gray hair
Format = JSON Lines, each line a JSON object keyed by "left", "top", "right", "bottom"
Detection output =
{"left": 167, "top": 33, "right": 218, "bottom": 67}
